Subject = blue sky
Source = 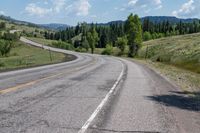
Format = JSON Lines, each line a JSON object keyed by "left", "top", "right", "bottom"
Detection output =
{"left": 0, "top": 0, "right": 199, "bottom": 25}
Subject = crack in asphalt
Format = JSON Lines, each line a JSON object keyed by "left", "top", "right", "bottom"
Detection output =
{"left": 89, "top": 127, "right": 161, "bottom": 133}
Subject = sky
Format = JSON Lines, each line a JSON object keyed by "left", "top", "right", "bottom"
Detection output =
{"left": 0, "top": 0, "right": 200, "bottom": 26}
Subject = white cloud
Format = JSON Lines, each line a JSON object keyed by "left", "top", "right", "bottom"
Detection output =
{"left": 172, "top": 0, "right": 200, "bottom": 18}
{"left": 25, "top": 3, "right": 52, "bottom": 17}
{"left": 76, "top": 0, "right": 91, "bottom": 16}
{"left": 52, "top": 0, "right": 66, "bottom": 13}
{"left": 124, "top": 0, "right": 163, "bottom": 13}
{"left": 128, "top": 0, "right": 138, "bottom": 6}
{"left": 65, "top": 0, "right": 91, "bottom": 16}
{"left": 25, "top": 0, "right": 91, "bottom": 17}
{"left": 0, "top": 11, "right": 5, "bottom": 15}
{"left": 25, "top": 0, "right": 64, "bottom": 16}
{"left": 154, "top": 0, "right": 162, "bottom": 5}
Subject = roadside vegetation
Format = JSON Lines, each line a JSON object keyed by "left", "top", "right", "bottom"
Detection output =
{"left": 136, "top": 59, "right": 200, "bottom": 95}
{"left": 138, "top": 33, "right": 200, "bottom": 73}
{"left": 0, "top": 21, "right": 67, "bottom": 71}
{"left": 136, "top": 33, "right": 200, "bottom": 96}
{"left": 0, "top": 40, "right": 66, "bottom": 71}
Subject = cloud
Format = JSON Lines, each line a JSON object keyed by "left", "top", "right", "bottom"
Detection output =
{"left": 65, "top": 0, "right": 91, "bottom": 16}
{"left": 25, "top": 3, "right": 52, "bottom": 17}
{"left": 125, "top": 0, "right": 162, "bottom": 13}
{"left": 128, "top": 0, "right": 138, "bottom": 6}
{"left": 0, "top": 11, "right": 5, "bottom": 15}
{"left": 52, "top": 0, "right": 66, "bottom": 13}
{"left": 25, "top": 0, "right": 91, "bottom": 17}
{"left": 172, "top": 0, "right": 200, "bottom": 18}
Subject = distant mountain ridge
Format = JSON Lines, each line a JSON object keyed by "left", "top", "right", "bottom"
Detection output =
{"left": 0, "top": 15, "right": 199, "bottom": 30}
{"left": 0, "top": 15, "right": 39, "bottom": 28}
{"left": 38, "top": 23, "right": 70, "bottom": 30}
{"left": 141, "top": 16, "right": 200, "bottom": 24}
{"left": 103, "top": 16, "right": 200, "bottom": 26}
{"left": 0, "top": 15, "right": 69, "bottom": 30}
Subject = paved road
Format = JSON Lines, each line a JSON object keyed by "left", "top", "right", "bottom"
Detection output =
{"left": 0, "top": 37, "right": 199, "bottom": 133}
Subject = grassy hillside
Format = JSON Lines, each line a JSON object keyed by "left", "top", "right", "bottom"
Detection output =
{"left": 0, "top": 41, "right": 67, "bottom": 71}
{"left": 0, "top": 19, "right": 45, "bottom": 33}
{"left": 138, "top": 33, "right": 200, "bottom": 73}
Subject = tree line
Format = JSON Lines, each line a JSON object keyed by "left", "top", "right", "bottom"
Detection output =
{"left": 43, "top": 14, "right": 200, "bottom": 56}
{"left": 142, "top": 19, "right": 200, "bottom": 41}
{"left": 44, "top": 14, "right": 142, "bottom": 56}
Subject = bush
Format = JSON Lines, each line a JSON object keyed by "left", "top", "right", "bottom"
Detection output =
{"left": 75, "top": 47, "right": 87, "bottom": 52}
{"left": 143, "top": 32, "right": 152, "bottom": 41}
{"left": 0, "top": 61, "right": 5, "bottom": 67}
{"left": 0, "top": 22, "right": 6, "bottom": 30}
{"left": 116, "top": 37, "right": 128, "bottom": 55}
{"left": 3, "top": 32, "right": 19, "bottom": 41}
{"left": 102, "top": 44, "right": 113, "bottom": 55}
{"left": 82, "top": 39, "right": 90, "bottom": 51}
{"left": 0, "top": 40, "right": 12, "bottom": 56}
{"left": 51, "top": 41, "right": 74, "bottom": 50}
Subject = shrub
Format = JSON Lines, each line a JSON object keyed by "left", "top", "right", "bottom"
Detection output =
{"left": 116, "top": 37, "right": 128, "bottom": 55}
{"left": 3, "top": 32, "right": 19, "bottom": 41}
{"left": 143, "top": 32, "right": 152, "bottom": 41}
{"left": 0, "top": 40, "right": 12, "bottom": 56}
{"left": 0, "top": 61, "right": 5, "bottom": 67}
{"left": 0, "top": 22, "right": 6, "bottom": 29}
{"left": 102, "top": 44, "right": 113, "bottom": 55}
{"left": 75, "top": 47, "right": 87, "bottom": 52}
{"left": 51, "top": 41, "right": 74, "bottom": 50}
{"left": 82, "top": 38, "right": 90, "bottom": 51}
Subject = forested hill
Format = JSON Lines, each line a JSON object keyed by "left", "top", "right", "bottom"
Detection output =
{"left": 141, "top": 16, "right": 199, "bottom": 24}
{"left": 99, "top": 16, "right": 200, "bottom": 26}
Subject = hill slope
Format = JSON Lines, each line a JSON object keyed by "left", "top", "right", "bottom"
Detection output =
{"left": 138, "top": 33, "right": 200, "bottom": 73}
{"left": 39, "top": 23, "right": 70, "bottom": 30}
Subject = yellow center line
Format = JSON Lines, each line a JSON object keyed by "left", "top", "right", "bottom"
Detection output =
{"left": 0, "top": 58, "right": 97, "bottom": 95}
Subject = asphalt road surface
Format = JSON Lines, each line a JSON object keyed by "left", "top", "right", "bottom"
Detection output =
{"left": 0, "top": 37, "right": 199, "bottom": 133}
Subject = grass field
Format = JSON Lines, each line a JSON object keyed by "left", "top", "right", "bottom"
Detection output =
{"left": 0, "top": 41, "right": 67, "bottom": 71}
{"left": 138, "top": 33, "right": 200, "bottom": 73}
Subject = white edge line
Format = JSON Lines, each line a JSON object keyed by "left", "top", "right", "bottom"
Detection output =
{"left": 78, "top": 59, "right": 125, "bottom": 133}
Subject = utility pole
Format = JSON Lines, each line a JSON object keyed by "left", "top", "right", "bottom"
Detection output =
{"left": 49, "top": 48, "right": 52, "bottom": 62}
{"left": 145, "top": 44, "right": 149, "bottom": 61}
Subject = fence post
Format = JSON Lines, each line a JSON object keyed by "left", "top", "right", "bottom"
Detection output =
{"left": 49, "top": 48, "right": 52, "bottom": 62}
